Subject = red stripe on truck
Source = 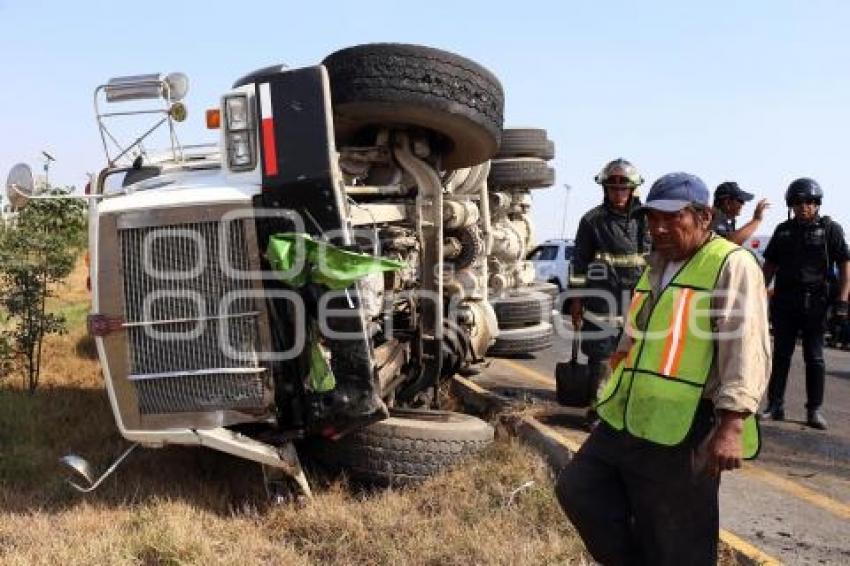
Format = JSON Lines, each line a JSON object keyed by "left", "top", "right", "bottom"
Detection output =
{"left": 262, "top": 117, "right": 278, "bottom": 176}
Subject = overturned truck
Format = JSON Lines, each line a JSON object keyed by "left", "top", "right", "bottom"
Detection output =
{"left": 33, "top": 44, "right": 557, "bottom": 495}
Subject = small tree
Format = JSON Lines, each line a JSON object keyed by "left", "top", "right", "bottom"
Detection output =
{"left": 0, "top": 188, "right": 87, "bottom": 393}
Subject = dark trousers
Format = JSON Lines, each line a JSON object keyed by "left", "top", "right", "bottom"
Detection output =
{"left": 768, "top": 301, "right": 827, "bottom": 410}
{"left": 581, "top": 318, "right": 621, "bottom": 397}
{"left": 556, "top": 405, "right": 719, "bottom": 566}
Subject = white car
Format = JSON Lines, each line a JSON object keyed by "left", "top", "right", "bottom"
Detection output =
{"left": 527, "top": 238, "right": 574, "bottom": 291}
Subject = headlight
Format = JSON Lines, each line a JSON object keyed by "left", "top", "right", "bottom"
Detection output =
{"left": 228, "top": 132, "right": 253, "bottom": 167}
{"left": 223, "top": 94, "right": 256, "bottom": 171}
{"left": 225, "top": 96, "right": 249, "bottom": 130}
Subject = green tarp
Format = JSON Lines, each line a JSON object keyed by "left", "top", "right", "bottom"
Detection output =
{"left": 307, "top": 321, "right": 336, "bottom": 392}
{"left": 266, "top": 233, "right": 405, "bottom": 290}
{"left": 266, "top": 233, "right": 405, "bottom": 392}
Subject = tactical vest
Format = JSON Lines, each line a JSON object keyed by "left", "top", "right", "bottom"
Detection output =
{"left": 772, "top": 216, "right": 835, "bottom": 295}
{"left": 596, "top": 237, "right": 760, "bottom": 458}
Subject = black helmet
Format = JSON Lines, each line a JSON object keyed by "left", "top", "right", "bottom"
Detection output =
{"left": 784, "top": 178, "right": 823, "bottom": 206}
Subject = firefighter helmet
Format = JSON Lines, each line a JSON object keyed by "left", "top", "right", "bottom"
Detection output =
{"left": 594, "top": 158, "right": 644, "bottom": 189}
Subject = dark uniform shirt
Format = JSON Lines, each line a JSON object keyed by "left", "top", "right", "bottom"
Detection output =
{"left": 710, "top": 209, "right": 735, "bottom": 240}
{"left": 570, "top": 199, "right": 652, "bottom": 317}
{"left": 763, "top": 216, "right": 850, "bottom": 299}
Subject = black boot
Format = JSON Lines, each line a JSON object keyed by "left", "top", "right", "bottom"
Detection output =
{"left": 759, "top": 402, "right": 785, "bottom": 421}
{"left": 806, "top": 409, "right": 828, "bottom": 430}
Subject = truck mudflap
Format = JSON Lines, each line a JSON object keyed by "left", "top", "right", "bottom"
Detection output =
{"left": 250, "top": 65, "right": 388, "bottom": 437}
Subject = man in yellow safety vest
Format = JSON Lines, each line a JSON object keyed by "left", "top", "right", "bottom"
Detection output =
{"left": 556, "top": 172, "right": 770, "bottom": 565}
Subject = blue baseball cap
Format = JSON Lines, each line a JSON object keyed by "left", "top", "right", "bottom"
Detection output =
{"left": 638, "top": 172, "right": 710, "bottom": 213}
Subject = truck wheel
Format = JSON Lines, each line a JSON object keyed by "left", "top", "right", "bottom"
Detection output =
{"left": 490, "top": 290, "right": 553, "bottom": 329}
{"left": 488, "top": 321, "right": 553, "bottom": 357}
{"left": 496, "top": 128, "right": 555, "bottom": 160}
{"left": 309, "top": 408, "right": 494, "bottom": 485}
{"left": 323, "top": 43, "right": 505, "bottom": 170}
{"left": 488, "top": 158, "right": 555, "bottom": 189}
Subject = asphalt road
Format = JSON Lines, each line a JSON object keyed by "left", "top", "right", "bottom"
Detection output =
{"left": 477, "top": 314, "right": 850, "bottom": 564}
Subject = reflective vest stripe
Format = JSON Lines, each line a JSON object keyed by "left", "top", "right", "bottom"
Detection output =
{"left": 660, "top": 288, "right": 694, "bottom": 376}
{"left": 593, "top": 252, "right": 647, "bottom": 267}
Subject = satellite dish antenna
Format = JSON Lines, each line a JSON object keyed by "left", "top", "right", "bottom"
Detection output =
{"left": 6, "top": 163, "right": 35, "bottom": 210}
{"left": 164, "top": 72, "right": 189, "bottom": 101}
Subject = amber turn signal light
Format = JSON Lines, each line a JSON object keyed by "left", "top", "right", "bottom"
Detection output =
{"left": 206, "top": 108, "right": 221, "bottom": 129}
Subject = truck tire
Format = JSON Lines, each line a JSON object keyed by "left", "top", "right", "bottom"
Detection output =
{"left": 490, "top": 290, "right": 553, "bottom": 329}
{"left": 488, "top": 321, "right": 553, "bottom": 356}
{"left": 496, "top": 128, "right": 555, "bottom": 160}
{"left": 310, "top": 408, "right": 494, "bottom": 485}
{"left": 488, "top": 158, "right": 555, "bottom": 189}
{"left": 323, "top": 43, "right": 505, "bottom": 170}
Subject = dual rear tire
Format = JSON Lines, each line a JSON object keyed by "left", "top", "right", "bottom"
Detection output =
{"left": 487, "top": 284, "right": 557, "bottom": 357}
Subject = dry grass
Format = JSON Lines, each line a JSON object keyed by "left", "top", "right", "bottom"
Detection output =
{"left": 0, "top": 259, "right": 742, "bottom": 565}
{"left": 0, "top": 341, "right": 586, "bottom": 564}
{"left": 0, "top": 259, "right": 589, "bottom": 565}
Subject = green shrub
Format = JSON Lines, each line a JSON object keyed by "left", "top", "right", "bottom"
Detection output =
{"left": 0, "top": 188, "right": 87, "bottom": 392}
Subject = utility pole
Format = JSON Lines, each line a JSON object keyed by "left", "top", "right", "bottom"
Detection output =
{"left": 560, "top": 183, "right": 572, "bottom": 239}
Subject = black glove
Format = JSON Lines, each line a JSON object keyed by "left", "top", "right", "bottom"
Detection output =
{"left": 835, "top": 300, "right": 849, "bottom": 320}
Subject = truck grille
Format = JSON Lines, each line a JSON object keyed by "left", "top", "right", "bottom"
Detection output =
{"left": 134, "top": 371, "right": 265, "bottom": 415}
{"left": 119, "top": 219, "right": 267, "bottom": 414}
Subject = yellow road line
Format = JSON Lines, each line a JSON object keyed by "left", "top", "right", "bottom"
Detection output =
{"left": 498, "top": 360, "right": 849, "bottom": 527}
{"left": 742, "top": 463, "right": 850, "bottom": 521}
{"left": 498, "top": 358, "right": 556, "bottom": 388}
{"left": 719, "top": 529, "right": 782, "bottom": 565}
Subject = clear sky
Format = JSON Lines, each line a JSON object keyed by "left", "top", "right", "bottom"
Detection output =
{"left": 2, "top": 0, "right": 849, "bottom": 239}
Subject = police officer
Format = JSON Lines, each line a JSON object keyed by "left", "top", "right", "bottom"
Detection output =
{"left": 711, "top": 181, "right": 770, "bottom": 245}
{"left": 568, "top": 159, "right": 651, "bottom": 418}
{"left": 762, "top": 178, "right": 850, "bottom": 429}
